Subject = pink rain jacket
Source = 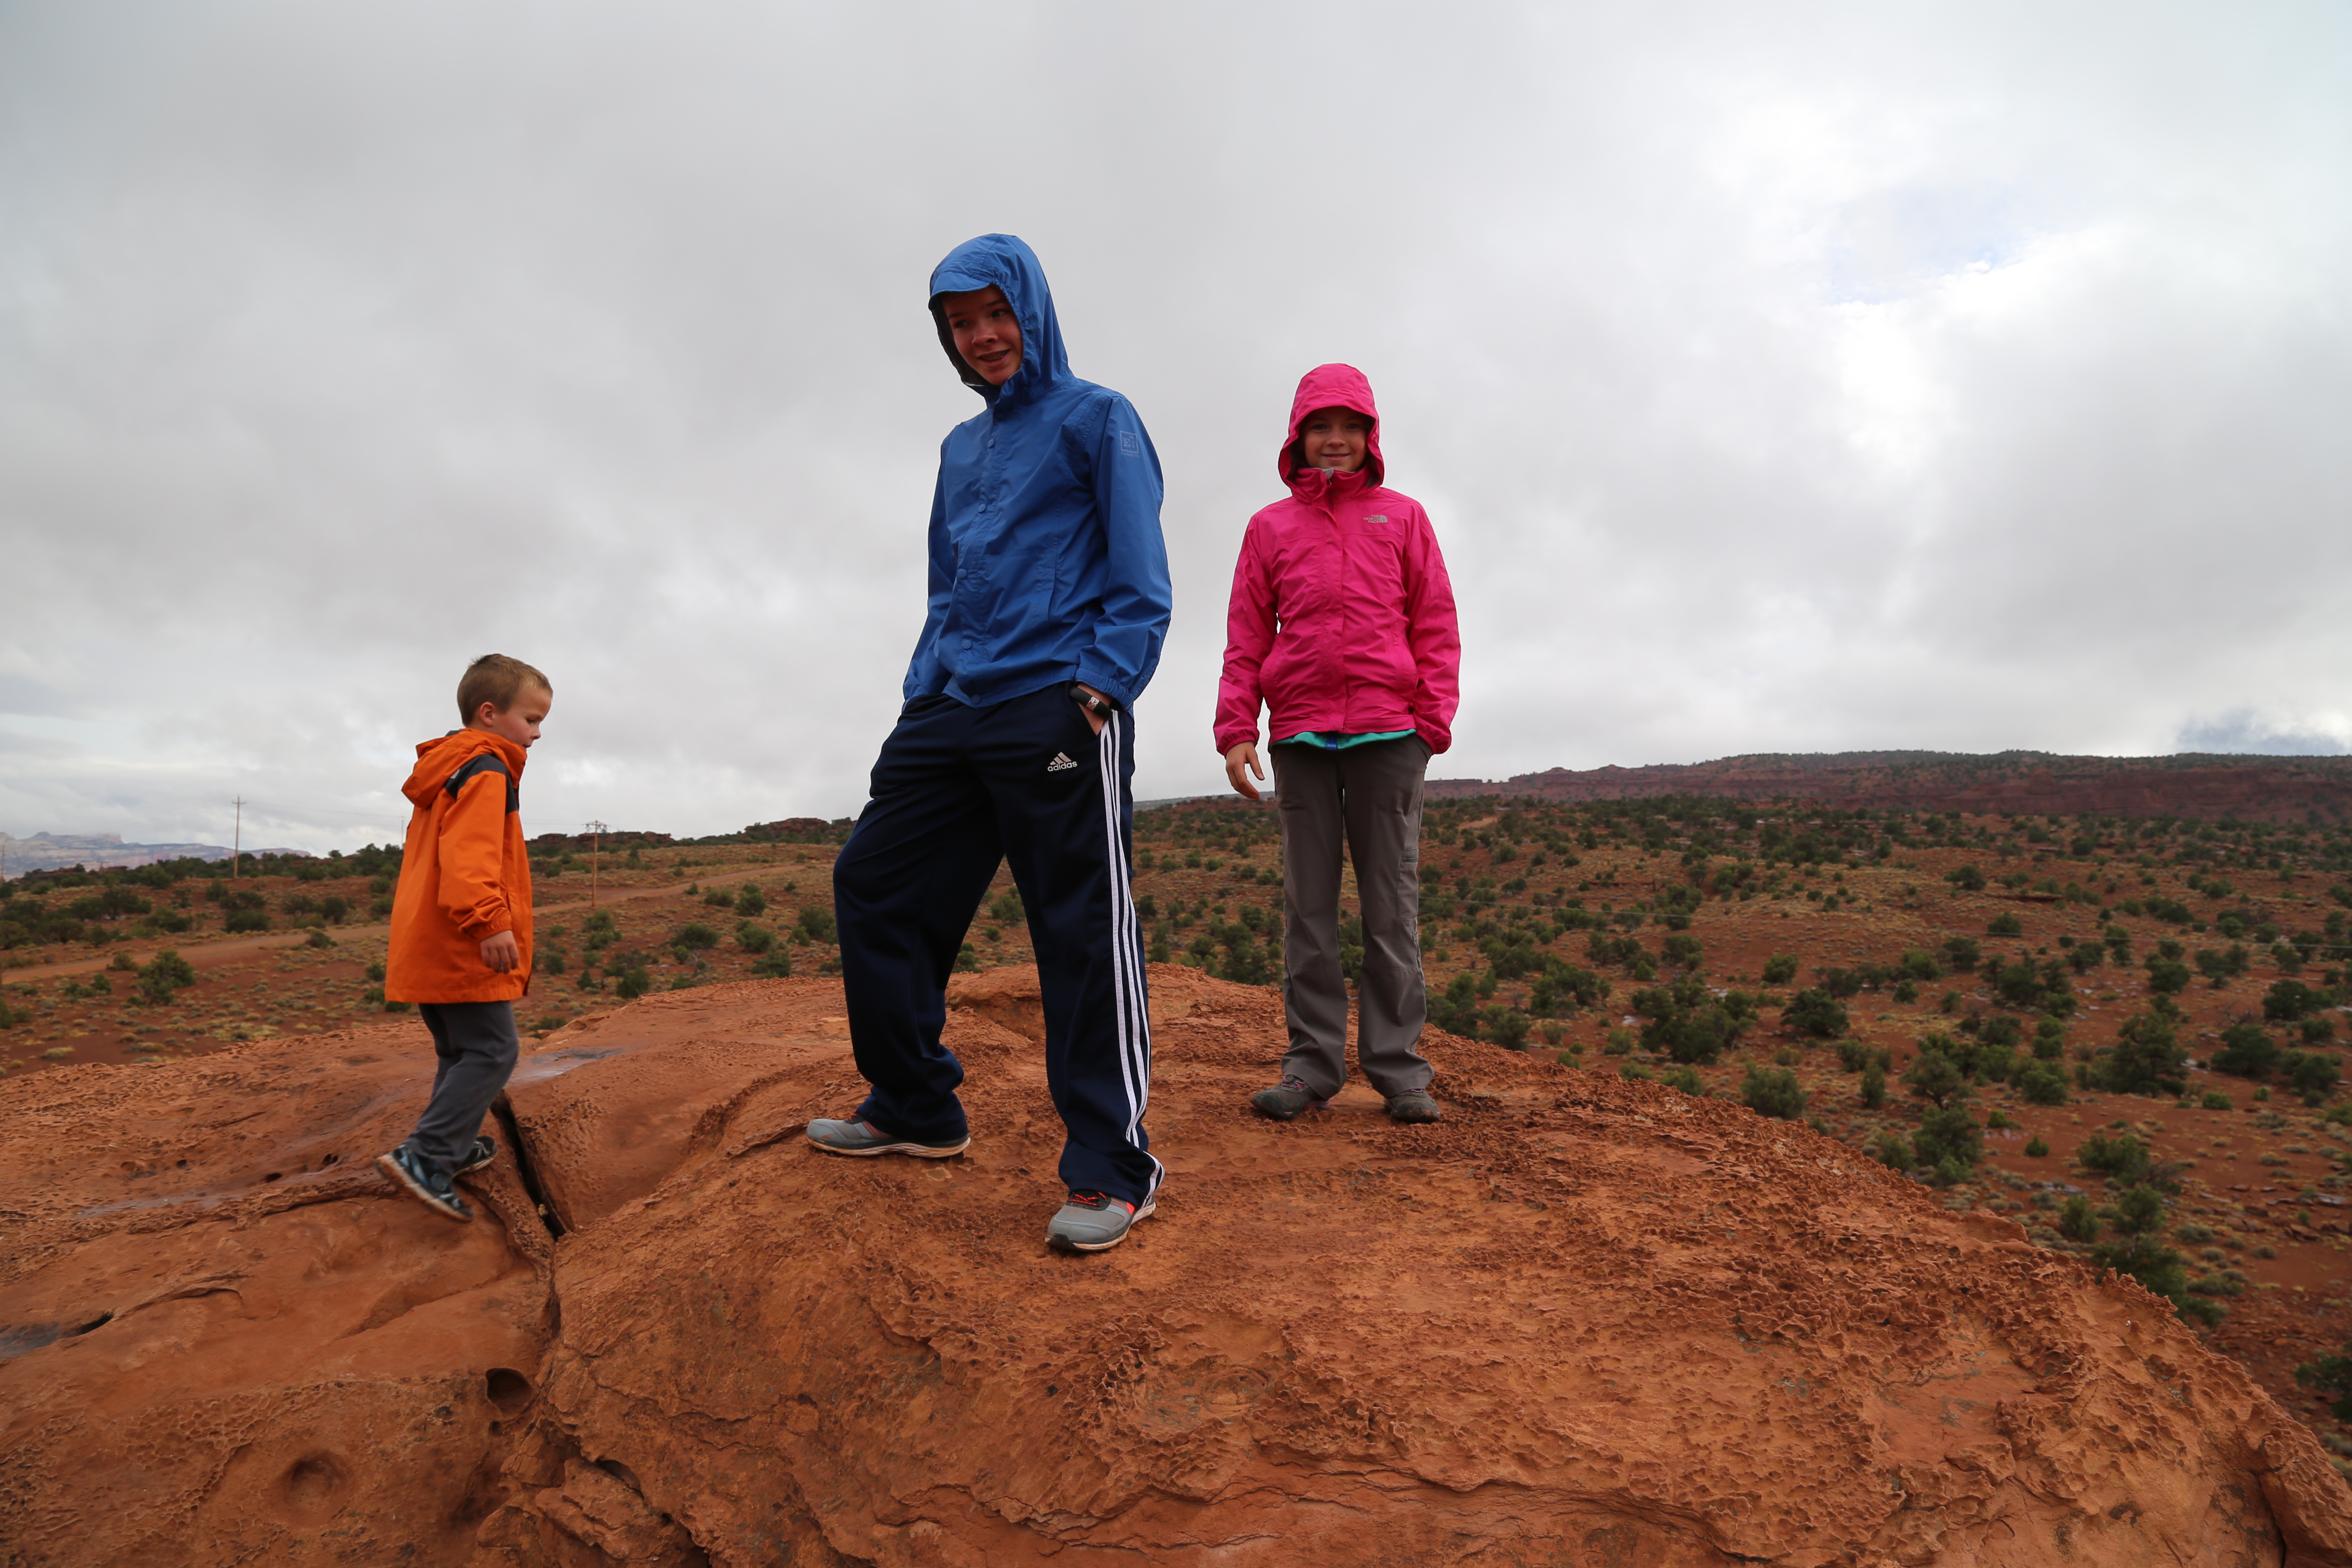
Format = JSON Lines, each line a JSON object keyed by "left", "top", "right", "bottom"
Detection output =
{"left": 1214, "top": 364, "right": 1461, "bottom": 756}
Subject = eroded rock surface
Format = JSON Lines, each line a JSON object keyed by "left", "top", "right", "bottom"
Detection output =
{"left": 5, "top": 968, "right": 2349, "bottom": 1566}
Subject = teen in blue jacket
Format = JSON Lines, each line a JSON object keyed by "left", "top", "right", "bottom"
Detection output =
{"left": 810, "top": 235, "right": 1173, "bottom": 1255}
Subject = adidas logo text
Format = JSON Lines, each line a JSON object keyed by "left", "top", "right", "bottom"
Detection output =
{"left": 1046, "top": 753, "right": 1078, "bottom": 773}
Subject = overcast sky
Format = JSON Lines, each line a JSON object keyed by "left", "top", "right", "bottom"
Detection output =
{"left": 4, "top": 1, "right": 2349, "bottom": 855}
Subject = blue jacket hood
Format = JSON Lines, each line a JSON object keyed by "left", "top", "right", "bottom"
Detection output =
{"left": 929, "top": 234, "right": 1070, "bottom": 410}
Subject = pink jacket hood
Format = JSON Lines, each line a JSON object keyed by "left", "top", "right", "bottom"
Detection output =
{"left": 1280, "top": 362, "right": 1385, "bottom": 488}
{"left": 1216, "top": 367, "right": 1461, "bottom": 757}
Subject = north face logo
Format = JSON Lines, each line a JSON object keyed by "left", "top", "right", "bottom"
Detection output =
{"left": 1046, "top": 753, "right": 1078, "bottom": 773}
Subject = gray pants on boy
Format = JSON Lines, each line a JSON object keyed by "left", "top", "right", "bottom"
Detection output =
{"left": 1271, "top": 736, "right": 1433, "bottom": 1099}
{"left": 403, "top": 1000, "right": 519, "bottom": 1175}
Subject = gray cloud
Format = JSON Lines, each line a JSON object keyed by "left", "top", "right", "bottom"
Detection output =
{"left": 3, "top": 1, "right": 2348, "bottom": 851}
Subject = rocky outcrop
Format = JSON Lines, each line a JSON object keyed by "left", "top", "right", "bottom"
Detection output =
{"left": 1427, "top": 751, "right": 2352, "bottom": 823}
{"left": 5, "top": 969, "right": 2350, "bottom": 1566}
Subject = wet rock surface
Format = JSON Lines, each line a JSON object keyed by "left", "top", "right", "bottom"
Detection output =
{"left": 4, "top": 967, "right": 2349, "bottom": 1566}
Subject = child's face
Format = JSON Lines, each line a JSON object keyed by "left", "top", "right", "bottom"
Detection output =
{"left": 470, "top": 685, "right": 552, "bottom": 749}
{"left": 940, "top": 285, "right": 1023, "bottom": 386}
{"left": 1296, "top": 407, "right": 1371, "bottom": 473}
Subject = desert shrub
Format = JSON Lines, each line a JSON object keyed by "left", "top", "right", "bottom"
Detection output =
{"left": 2143, "top": 958, "right": 2191, "bottom": 996}
{"left": 1660, "top": 1066, "right": 1706, "bottom": 1096}
{"left": 318, "top": 895, "right": 350, "bottom": 925}
{"left": 224, "top": 910, "right": 272, "bottom": 934}
{"left": 1620, "top": 1062, "right": 1654, "bottom": 1082}
{"left": 2016, "top": 1059, "right": 2071, "bottom": 1106}
{"left": 2301, "top": 1015, "right": 2338, "bottom": 1044}
{"left": 1915, "top": 1105, "right": 1983, "bottom": 1170}
{"left": 132, "top": 949, "right": 199, "bottom": 1006}
{"left": 1947, "top": 864, "right": 1987, "bottom": 892}
{"left": 1659, "top": 932, "right": 1703, "bottom": 971}
{"left": 2284, "top": 1050, "right": 2343, "bottom": 1106}
{"left": 2111, "top": 1184, "right": 2167, "bottom": 1235}
{"left": 2077, "top": 1130, "right": 2152, "bottom": 1182}
{"left": 1782, "top": 989, "right": 1848, "bottom": 1039}
{"left": 2066, "top": 942, "right": 2105, "bottom": 974}
{"left": 2211, "top": 1023, "right": 2278, "bottom": 1079}
{"left": 2033, "top": 1017, "right": 2067, "bottom": 1060}
{"left": 1987, "top": 912, "right": 2024, "bottom": 938}
{"left": 2089, "top": 1010, "right": 2189, "bottom": 1097}
{"left": 2024, "top": 1133, "right": 2050, "bottom": 1156}
{"left": 1874, "top": 1131, "right": 1914, "bottom": 1169}
{"left": 2058, "top": 1194, "right": 2099, "bottom": 1241}
{"left": 1837, "top": 1041, "right": 1892, "bottom": 1072}
{"left": 1817, "top": 966, "right": 1866, "bottom": 1000}
{"left": 1631, "top": 975, "right": 1748, "bottom": 1064}
{"left": 1978, "top": 1013, "right": 2023, "bottom": 1049}
{"left": 1741, "top": 1066, "right": 1806, "bottom": 1121}
{"left": 1480, "top": 1004, "right": 1532, "bottom": 1050}
{"left": 795, "top": 906, "right": 838, "bottom": 945}
{"left": 676, "top": 922, "right": 720, "bottom": 951}
{"left": 1429, "top": 973, "right": 1483, "bottom": 1036}
{"left": 1898, "top": 947, "right": 1943, "bottom": 982}
{"left": 1941, "top": 936, "right": 1982, "bottom": 973}
{"left": 2194, "top": 945, "right": 2250, "bottom": 987}
{"left": 751, "top": 949, "right": 794, "bottom": 978}
{"left": 614, "top": 965, "right": 652, "bottom": 1000}
{"left": 1859, "top": 1063, "right": 1886, "bottom": 1107}
{"left": 1903, "top": 1045, "right": 1969, "bottom": 1107}
{"left": 736, "top": 921, "right": 775, "bottom": 953}
{"left": 1530, "top": 960, "right": 1610, "bottom": 1015}
{"left": 1761, "top": 953, "right": 1798, "bottom": 984}
{"left": 2199, "top": 1090, "right": 2234, "bottom": 1111}
{"left": 736, "top": 883, "right": 768, "bottom": 918}
{"left": 2265, "top": 979, "right": 2325, "bottom": 1022}
{"left": 2296, "top": 1341, "right": 2352, "bottom": 1421}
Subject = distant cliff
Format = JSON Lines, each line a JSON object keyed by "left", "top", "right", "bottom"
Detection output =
{"left": 0, "top": 831, "right": 235, "bottom": 879}
{"left": 1424, "top": 751, "right": 2352, "bottom": 823}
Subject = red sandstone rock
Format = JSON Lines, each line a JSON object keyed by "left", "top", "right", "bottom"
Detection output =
{"left": 5, "top": 971, "right": 2351, "bottom": 1566}
{"left": 1427, "top": 751, "right": 2352, "bottom": 824}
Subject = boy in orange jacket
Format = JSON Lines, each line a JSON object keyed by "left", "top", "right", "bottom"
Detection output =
{"left": 376, "top": 654, "right": 551, "bottom": 1223}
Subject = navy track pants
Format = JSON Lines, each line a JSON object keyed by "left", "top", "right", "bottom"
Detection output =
{"left": 833, "top": 685, "right": 1160, "bottom": 1205}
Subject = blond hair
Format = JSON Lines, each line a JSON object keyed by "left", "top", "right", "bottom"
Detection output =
{"left": 456, "top": 654, "right": 552, "bottom": 721}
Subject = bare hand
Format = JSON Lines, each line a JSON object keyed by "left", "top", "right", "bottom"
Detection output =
{"left": 480, "top": 930, "right": 521, "bottom": 973}
{"left": 1224, "top": 741, "right": 1265, "bottom": 802}
{"left": 1075, "top": 683, "right": 1110, "bottom": 735}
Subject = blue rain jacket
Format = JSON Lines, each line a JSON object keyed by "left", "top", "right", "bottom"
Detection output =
{"left": 903, "top": 235, "right": 1172, "bottom": 711}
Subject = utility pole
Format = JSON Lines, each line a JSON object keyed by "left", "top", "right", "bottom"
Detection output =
{"left": 231, "top": 797, "right": 245, "bottom": 879}
{"left": 586, "top": 821, "right": 607, "bottom": 908}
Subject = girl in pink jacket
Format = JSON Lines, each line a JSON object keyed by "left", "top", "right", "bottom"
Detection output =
{"left": 1215, "top": 364, "right": 1461, "bottom": 1124}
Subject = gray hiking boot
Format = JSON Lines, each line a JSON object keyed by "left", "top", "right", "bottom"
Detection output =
{"left": 377, "top": 1144, "right": 474, "bottom": 1223}
{"left": 804, "top": 1118, "right": 971, "bottom": 1159}
{"left": 1248, "top": 1075, "right": 1331, "bottom": 1121}
{"left": 1047, "top": 1189, "right": 1156, "bottom": 1253}
{"left": 1384, "top": 1090, "right": 1442, "bottom": 1124}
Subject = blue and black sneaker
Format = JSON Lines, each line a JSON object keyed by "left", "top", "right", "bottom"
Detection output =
{"left": 377, "top": 1144, "right": 474, "bottom": 1223}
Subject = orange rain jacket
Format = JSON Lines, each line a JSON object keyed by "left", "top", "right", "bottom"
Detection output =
{"left": 385, "top": 729, "right": 535, "bottom": 1004}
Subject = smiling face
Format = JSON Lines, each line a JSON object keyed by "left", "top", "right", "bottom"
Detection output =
{"left": 1295, "top": 406, "right": 1372, "bottom": 474}
{"left": 939, "top": 284, "right": 1023, "bottom": 387}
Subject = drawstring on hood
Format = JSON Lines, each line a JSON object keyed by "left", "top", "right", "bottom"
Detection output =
{"left": 1280, "top": 363, "right": 1386, "bottom": 490}
{"left": 928, "top": 233, "right": 1072, "bottom": 413}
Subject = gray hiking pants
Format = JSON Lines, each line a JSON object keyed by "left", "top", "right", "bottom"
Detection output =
{"left": 1271, "top": 735, "right": 1433, "bottom": 1099}
{"left": 404, "top": 1000, "right": 520, "bottom": 1176}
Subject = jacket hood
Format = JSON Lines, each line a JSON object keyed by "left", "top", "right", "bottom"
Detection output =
{"left": 403, "top": 729, "right": 527, "bottom": 808}
{"left": 929, "top": 233, "right": 1071, "bottom": 411}
{"left": 1281, "top": 363, "right": 1384, "bottom": 488}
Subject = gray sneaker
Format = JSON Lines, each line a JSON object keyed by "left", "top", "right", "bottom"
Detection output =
{"left": 1249, "top": 1075, "right": 1331, "bottom": 1121}
{"left": 804, "top": 1118, "right": 971, "bottom": 1158}
{"left": 453, "top": 1135, "right": 496, "bottom": 1175}
{"left": 377, "top": 1144, "right": 474, "bottom": 1223}
{"left": 1384, "top": 1090, "right": 1442, "bottom": 1124}
{"left": 1047, "top": 1190, "right": 1156, "bottom": 1253}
